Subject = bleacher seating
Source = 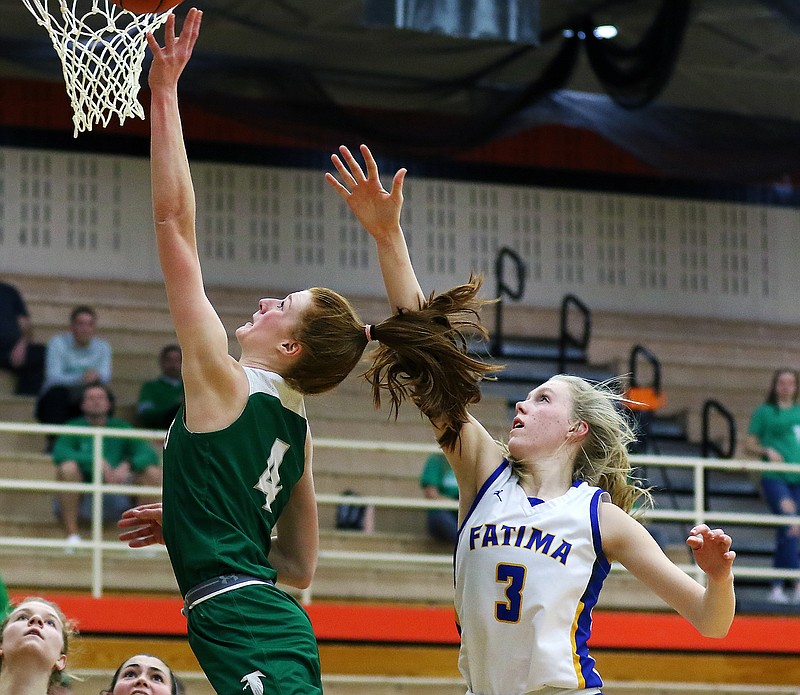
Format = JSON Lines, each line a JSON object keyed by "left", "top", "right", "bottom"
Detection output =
{"left": 0, "top": 276, "right": 784, "bottom": 559}
{"left": 2, "top": 273, "right": 797, "bottom": 692}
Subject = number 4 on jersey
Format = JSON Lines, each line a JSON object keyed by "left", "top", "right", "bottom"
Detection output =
{"left": 254, "top": 439, "right": 289, "bottom": 512}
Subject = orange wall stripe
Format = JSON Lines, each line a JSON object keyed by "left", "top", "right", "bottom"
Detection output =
{"left": 12, "top": 593, "right": 798, "bottom": 654}
{"left": 591, "top": 611, "right": 796, "bottom": 653}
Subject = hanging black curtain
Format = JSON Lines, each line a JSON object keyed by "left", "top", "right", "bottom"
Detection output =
{"left": 758, "top": 0, "right": 800, "bottom": 27}
{"left": 580, "top": 0, "right": 692, "bottom": 108}
{"left": 183, "top": 32, "right": 582, "bottom": 153}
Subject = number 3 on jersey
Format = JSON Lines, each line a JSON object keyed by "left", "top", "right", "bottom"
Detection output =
{"left": 495, "top": 563, "right": 526, "bottom": 623}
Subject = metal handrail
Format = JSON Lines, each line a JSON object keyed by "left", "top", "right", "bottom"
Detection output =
{"left": 628, "top": 343, "right": 662, "bottom": 392}
{"left": 701, "top": 398, "right": 737, "bottom": 459}
{"left": 490, "top": 246, "right": 526, "bottom": 356}
{"left": 558, "top": 293, "right": 591, "bottom": 373}
{"left": 1, "top": 421, "right": 800, "bottom": 599}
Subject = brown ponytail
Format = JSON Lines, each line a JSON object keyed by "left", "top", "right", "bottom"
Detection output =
{"left": 364, "top": 275, "right": 501, "bottom": 450}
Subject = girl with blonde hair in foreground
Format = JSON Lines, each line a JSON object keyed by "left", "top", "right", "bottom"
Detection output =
{"left": 0, "top": 597, "right": 73, "bottom": 695}
{"left": 326, "top": 143, "right": 737, "bottom": 695}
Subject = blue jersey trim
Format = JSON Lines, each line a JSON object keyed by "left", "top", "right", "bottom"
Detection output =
{"left": 572, "top": 488, "right": 612, "bottom": 689}
{"left": 575, "top": 555, "right": 610, "bottom": 689}
{"left": 589, "top": 489, "right": 611, "bottom": 574}
{"left": 457, "top": 459, "right": 508, "bottom": 536}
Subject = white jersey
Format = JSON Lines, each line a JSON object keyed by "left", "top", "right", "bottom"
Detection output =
{"left": 454, "top": 461, "right": 611, "bottom": 695}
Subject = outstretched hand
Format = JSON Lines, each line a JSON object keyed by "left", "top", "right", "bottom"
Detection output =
{"left": 686, "top": 524, "right": 735, "bottom": 582}
{"left": 325, "top": 145, "right": 407, "bottom": 242}
{"left": 118, "top": 502, "right": 164, "bottom": 548}
{"left": 146, "top": 8, "right": 203, "bottom": 91}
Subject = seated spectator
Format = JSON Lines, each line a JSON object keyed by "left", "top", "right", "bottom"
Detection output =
{"left": 746, "top": 368, "right": 800, "bottom": 604}
{"left": 419, "top": 452, "right": 459, "bottom": 545}
{"left": 135, "top": 344, "right": 183, "bottom": 429}
{"left": 35, "top": 305, "right": 112, "bottom": 449}
{"left": 48, "top": 674, "right": 74, "bottom": 695}
{"left": 0, "top": 571, "right": 8, "bottom": 618}
{"left": 0, "top": 280, "right": 45, "bottom": 395}
{"left": 52, "top": 383, "right": 161, "bottom": 549}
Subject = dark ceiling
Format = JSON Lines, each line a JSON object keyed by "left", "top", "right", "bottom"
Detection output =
{"left": 3, "top": 0, "right": 800, "bottom": 182}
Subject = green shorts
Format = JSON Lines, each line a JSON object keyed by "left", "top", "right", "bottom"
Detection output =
{"left": 186, "top": 583, "right": 323, "bottom": 695}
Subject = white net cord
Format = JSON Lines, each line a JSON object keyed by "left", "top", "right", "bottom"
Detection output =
{"left": 21, "top": 0, "right": 173, "bottom": 137}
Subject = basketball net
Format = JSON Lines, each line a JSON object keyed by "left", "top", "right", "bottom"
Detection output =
{"left": 21, "top": 0, "right": 172, "bottom": 137}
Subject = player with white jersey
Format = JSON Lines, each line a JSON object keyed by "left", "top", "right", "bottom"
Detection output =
{"left": 456, "top": 464, "right": 608, "bottom": 694}
{"left": 327, "top": 144, "right": 737, "bottom": 695}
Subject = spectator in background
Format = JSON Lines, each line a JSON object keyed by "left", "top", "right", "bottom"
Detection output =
{"left": 0, "top": 281, "right": 45, "bottom": 396}
{"left": 746, "top": 368, "right": 800, "bottom": 604}
{"left": 135, "top": 344, "right": 183, "bottom": 429}
{"left": 0, "top": 573, "right": 8, "bottom": 618}
{"left": 419, "top": 452, "right": 459, "bottom": 545}
{"left": 47, "top": 672, "right": 73, "bottom": 695}
{"left": 35, "top": 306, "right": 112, "bottom": 450}
{"left": 52, "top": 383, "right": 160, "bottom": 550}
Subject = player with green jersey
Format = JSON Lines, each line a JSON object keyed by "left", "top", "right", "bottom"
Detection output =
{"left": 163, "top": 368, "right": 321, "bottom": 693}
{"left": 118, "top": 11, "right": 375, "bottom": 693}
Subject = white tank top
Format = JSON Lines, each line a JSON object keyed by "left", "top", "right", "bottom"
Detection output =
{"left": 454, "top": 461, "right": 610, "bottom": 695}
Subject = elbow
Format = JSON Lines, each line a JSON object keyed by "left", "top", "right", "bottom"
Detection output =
{"left": 696, "top": 613, "right": 734, "bottom": 639}
{"left": 277, "top": 554, "right": 317, "bottom": 590}
{"left": 699, "top": 624, "right": 731, "bottom": 639}
{"left": 293, "top": 572, "right": 314, "bottom": 591}
{"left": 282, "top": 565, "right": 315, "bottom": 590}
{"left": 296, "top": 555, "right": 318, "bottom": 589}
{"left": 153, "top": 205, "right": 194, "bottom": 230}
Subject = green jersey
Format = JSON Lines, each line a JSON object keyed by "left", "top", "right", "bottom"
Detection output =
{"left": 162, "top": 367, "right": 308, "bottom": 595}
{"left": 748, "top": 402, "right": 800, "bottom": 484}
{"left": 52, "top": 416, "right": 159, "bottom": 477}
{"left": 0, "top": 573, "right": 8, "bottom": 617}
{"left": 136, "top": 375, "right": 183, "bottom": 429}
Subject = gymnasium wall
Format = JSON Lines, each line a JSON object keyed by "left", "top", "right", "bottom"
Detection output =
{"left": 1, "top": 141, "right": 799, "bottom": 324}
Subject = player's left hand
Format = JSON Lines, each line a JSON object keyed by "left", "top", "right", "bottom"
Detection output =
{"left": 118, "top": 502, "right": 164, "bottom": 547}
{"left": 686, "top": 524, "right": 735, "bottom": 582}
{"left": 325, "top": 144, "right": 407, "bottom": 242}
{"left": 146, "top": 8, "right": 203, "bottom": 91}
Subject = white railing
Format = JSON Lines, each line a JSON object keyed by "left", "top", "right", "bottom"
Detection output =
{"left": 1, "top": 420, "right": 800, "bottom": 600}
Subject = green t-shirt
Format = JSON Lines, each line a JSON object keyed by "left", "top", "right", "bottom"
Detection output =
{"left": 0, "top": 574, "right": 8, "bottom": 618}
{"left": 420, "top": 453, "right": 459, "bottom": 506}
{"left": 51, "top": 416, "right": 159, "bottom": 477}
{"left": 748, "top": 402, "right": 800, "bottom": 484}
{"left": 136, "top": 376, "right": 183, "bottom": 429}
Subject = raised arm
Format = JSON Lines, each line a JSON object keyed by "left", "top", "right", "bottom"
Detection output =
{"left": 325, "top": 145, "right": 504, "bottom": 511}
{"left": 325, "top": 145, "right": 424, "bottom": 313}
{"left": 602, "top": 506, "right": 735, "bottom": 637}
{"left": 147, "top": 10, "right": 246, "bottom": 429}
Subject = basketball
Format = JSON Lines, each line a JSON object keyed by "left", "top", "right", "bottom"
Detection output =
{"left": 111, "top": 0, "right": 185, "bottom": 13}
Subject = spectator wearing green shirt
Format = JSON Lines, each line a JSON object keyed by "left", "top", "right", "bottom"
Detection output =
{"left": 419, "top": 452, "right": 459, "bottom": 545}
{"left": 0, "top": 573, "right": 8, "bottom": 618}
{"left": 135, "top": 344, "right": 183, "bottom": 430}
{"left": 52, "top": 383, "right": 161, "bottom": 549}
{"left": 746, "top": 368, "right": 800, "bottom": 604}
